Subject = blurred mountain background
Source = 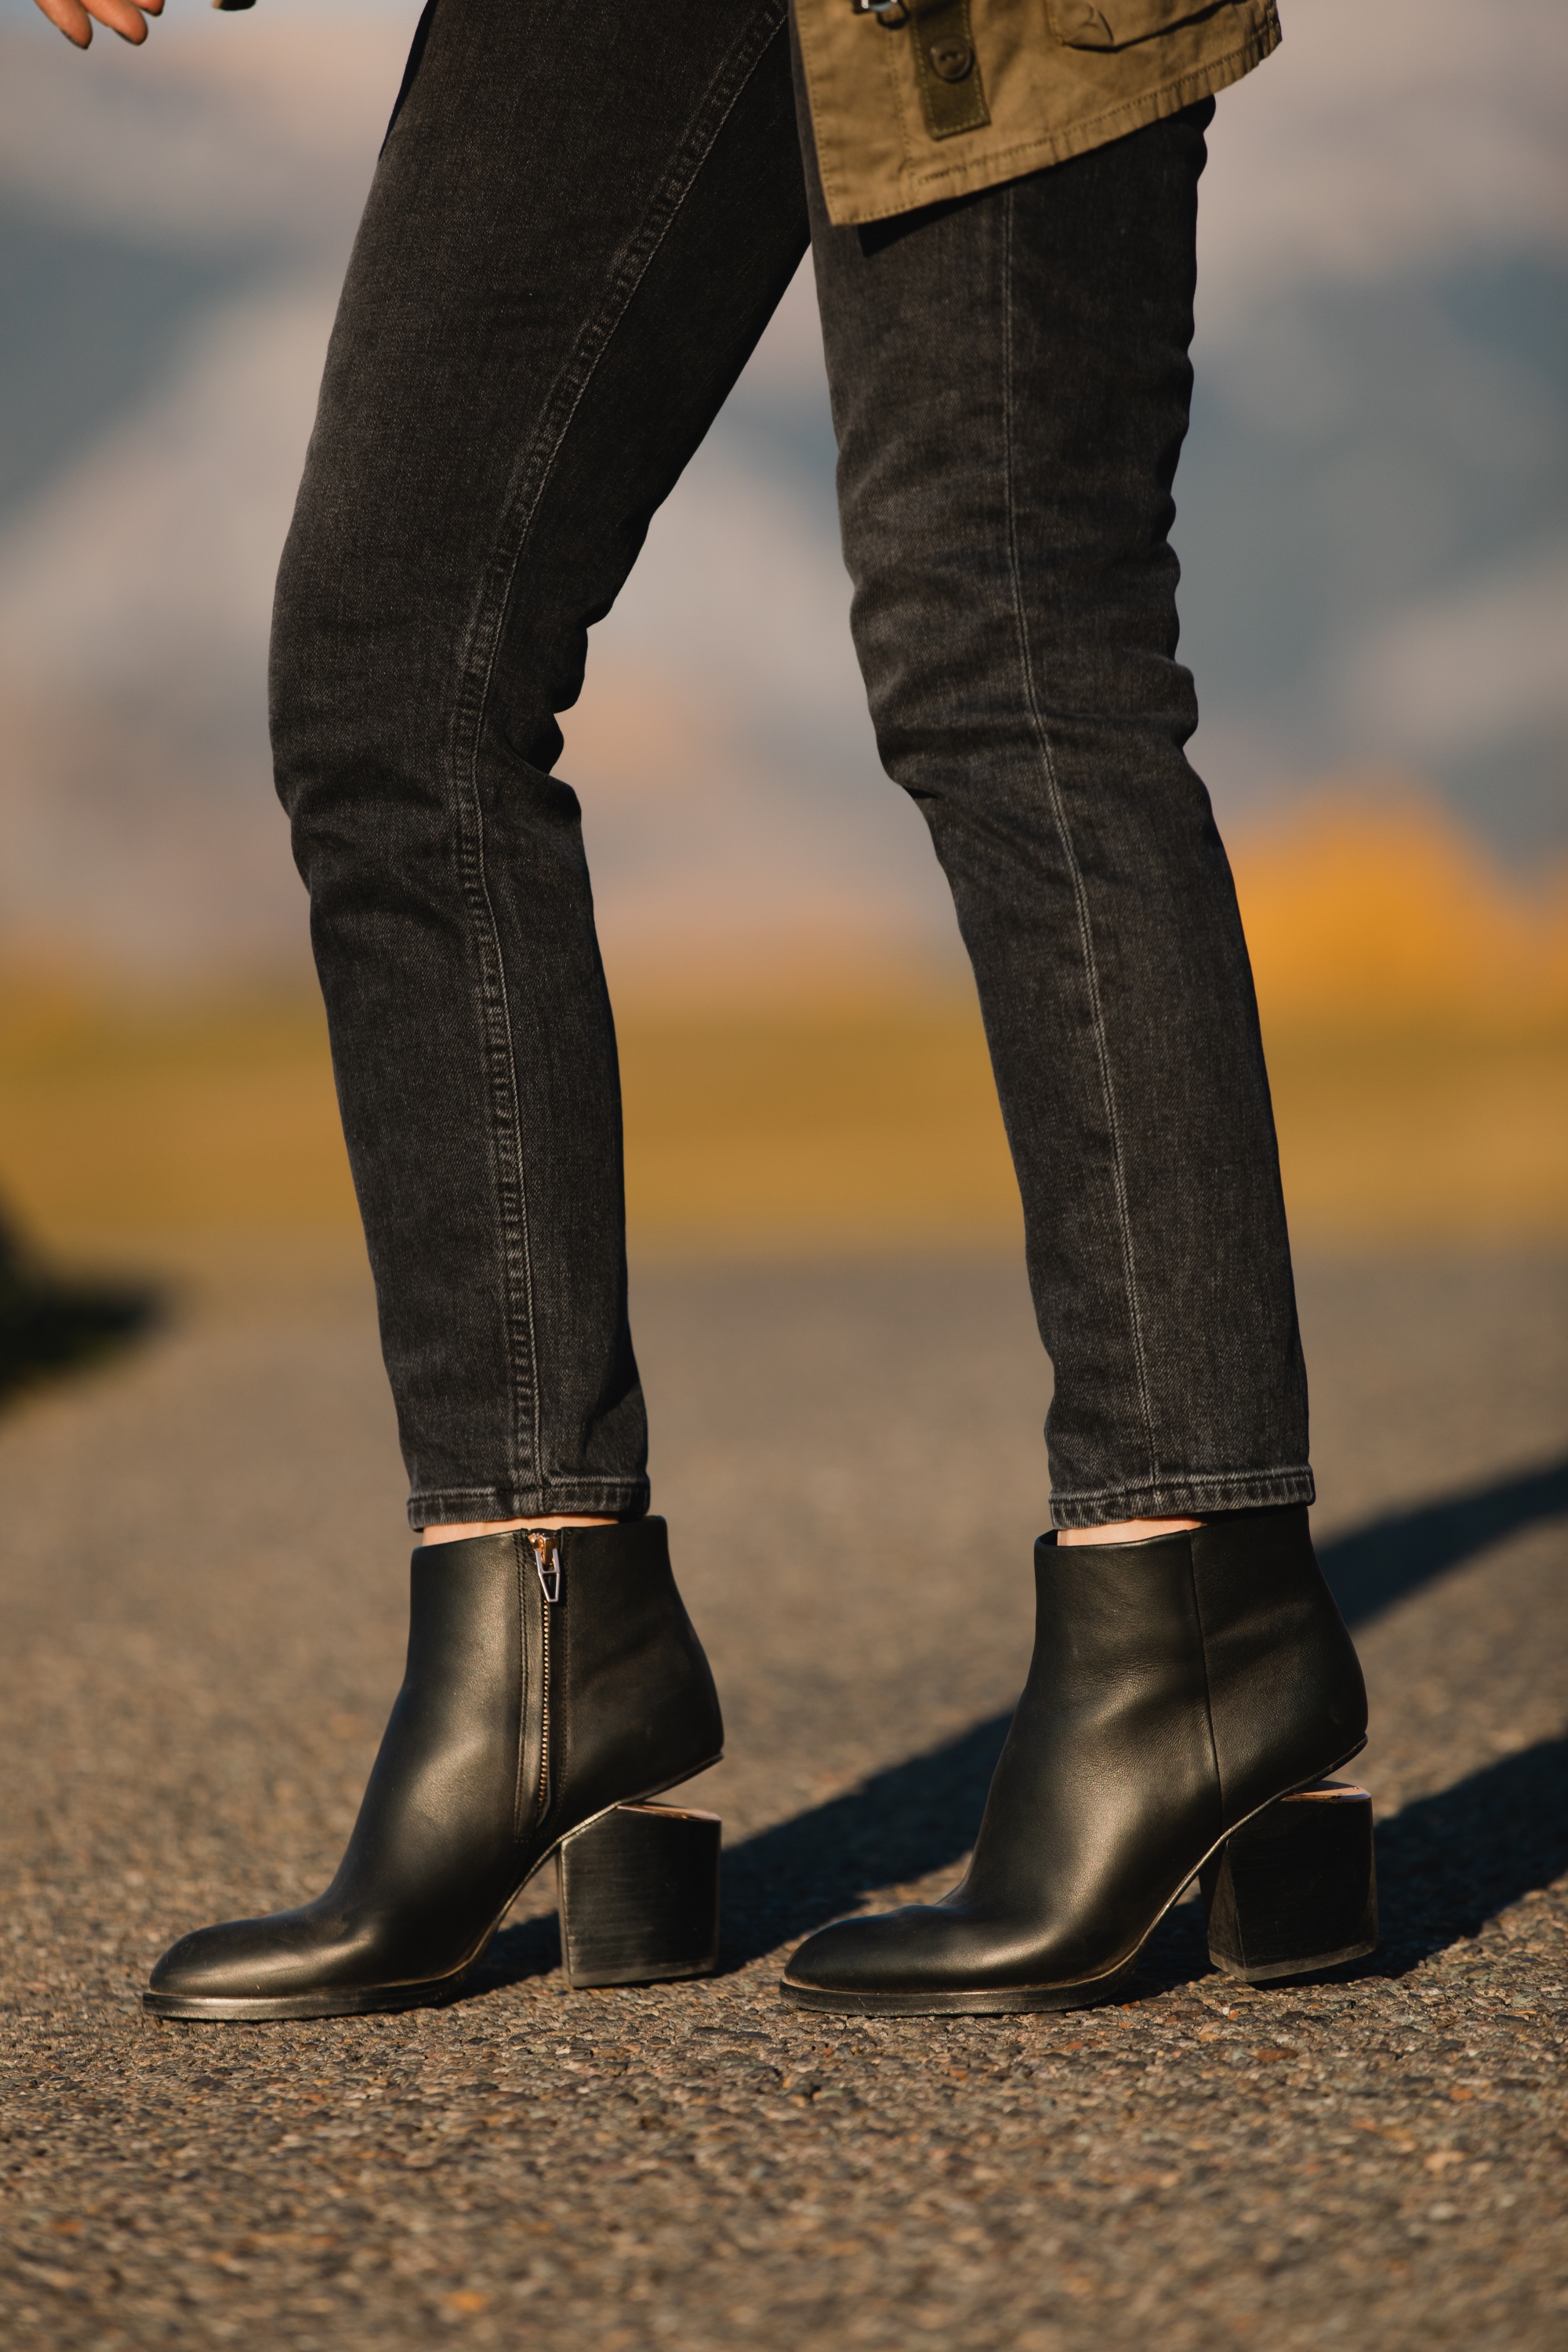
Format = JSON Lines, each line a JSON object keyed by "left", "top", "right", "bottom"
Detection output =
{"left": 0, "top": 0, "right": 1564, "bottom": 1265}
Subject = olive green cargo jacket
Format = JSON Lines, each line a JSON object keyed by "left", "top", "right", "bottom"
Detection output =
{"left": 797, "top": 0, "right": 1279, "bottom": 225}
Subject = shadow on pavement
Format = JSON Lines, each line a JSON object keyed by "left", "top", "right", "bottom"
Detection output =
{"left": 474, "top": 1909, "right": 566, "bottom": 1996}
{"left": 477, "top": 1726, "right": 1568, "bottom": 1997}
{"left": 0, "top": 1212, "right": 161, "bottom": 1408}
{"left": 1368, "top": 1735, "right": 1568, "bottom": 1976}
{"left": 717, "top": 1711, "right": 1014, "bottom": 1972}
{"left": 474, "top": 1460, "right": 1568, "bottom": 1993}
{"left": 1322, "top": 1452, "right": 1568, "bottom": 1629}
{"left": 472, "top": 1711, "right": 1018, "bottom": 1996}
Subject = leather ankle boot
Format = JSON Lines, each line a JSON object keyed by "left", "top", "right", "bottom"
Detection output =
{"left": 782, "top": 1505, "right": 1370, "bottom": 2015}
{"left": 145, "top": 1518, "right": 724, "bottom": 2020}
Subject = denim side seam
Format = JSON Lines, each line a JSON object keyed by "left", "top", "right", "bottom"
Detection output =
{"left": 439, "top": 4, "right": 793, "bottom": 1512}
{"left": 998, "top": 180, "right": 1161, "bottom": 1498}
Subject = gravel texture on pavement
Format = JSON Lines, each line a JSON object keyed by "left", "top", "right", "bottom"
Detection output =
{"left": 2, "top": 1241, "right": 1566, "bottom": 2350}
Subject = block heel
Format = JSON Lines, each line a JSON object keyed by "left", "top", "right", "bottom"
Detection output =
{"left": 1200, "top": 1780, "right": 1377, "bottom": 1984}
{"left": 556, "top": 1802, "right": 721, "bottom": 1989}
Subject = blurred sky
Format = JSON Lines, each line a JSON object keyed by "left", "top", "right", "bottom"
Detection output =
{"left": 0, "top": 0, "right": 1564, "bottom": 980}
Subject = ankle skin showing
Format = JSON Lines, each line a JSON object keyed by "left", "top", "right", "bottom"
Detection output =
{"left": 424, "top": 1515, "right": 1200, "bottom": 1548}
{"left": 1057, "top": 1516, "right": 1201, "bottom": 1547}
{"left": 422, "top": 1515, "right": 617, "bottom": 1546}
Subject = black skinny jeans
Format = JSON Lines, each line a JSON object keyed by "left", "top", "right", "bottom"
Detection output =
{"left": 271, "top": 0, "right": 1312, "bottom": 1533}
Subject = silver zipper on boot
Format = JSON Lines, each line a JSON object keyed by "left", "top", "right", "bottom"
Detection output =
{"left": 526, "top": 1534, "right": 561, "bottom": 1821}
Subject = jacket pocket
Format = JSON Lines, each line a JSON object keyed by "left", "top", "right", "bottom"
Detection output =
{"left": 1046, "top": 0, "right": 1227, "bottom": 49}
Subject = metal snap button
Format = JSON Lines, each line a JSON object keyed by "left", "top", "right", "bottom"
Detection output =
{"left": 929, "top": 35, "right": 974, "bottom": 78}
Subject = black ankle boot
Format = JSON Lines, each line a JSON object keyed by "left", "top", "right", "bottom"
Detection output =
{"left": 782, "top": 1505, "right": 1371, "bottom": 2016}
{"left": 145, "top": 1518, "right": 724, "bottom": 2020}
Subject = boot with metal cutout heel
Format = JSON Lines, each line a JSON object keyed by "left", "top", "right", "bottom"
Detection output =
{"left": 143, "top": 1517, "right": 724, "bottom": 2020}
{"left": 781, "top": 1505, "right": 1370, "bottom": 2016}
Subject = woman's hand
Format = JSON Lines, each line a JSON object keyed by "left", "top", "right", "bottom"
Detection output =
{"left": 32, "top": 0, "right": 167, "bottom": 49}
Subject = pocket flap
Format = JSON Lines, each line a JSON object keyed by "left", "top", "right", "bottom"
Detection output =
{"left": 1046, "top": 0, "right": 1224, "bottom": 51}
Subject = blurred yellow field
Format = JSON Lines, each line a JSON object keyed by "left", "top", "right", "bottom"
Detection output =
{"left": 1, "top": 795, "right": 1563, "bottom": 1256}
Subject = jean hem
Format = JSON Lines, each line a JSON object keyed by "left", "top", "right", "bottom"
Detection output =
{"left": 408, "top": 1479, "right": 652, "bottom": 1531}
{"left": 1049, "top": 1466, "right": 1316, "bottom": 1530}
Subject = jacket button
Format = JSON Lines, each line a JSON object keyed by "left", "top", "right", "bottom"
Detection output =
{"left": 928, "top": 35, "right": 974, "bottom": 79}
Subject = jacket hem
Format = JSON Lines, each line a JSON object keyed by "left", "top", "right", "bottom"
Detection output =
{"left": 818, "top": 27, "right": 1279, "bottom": 227}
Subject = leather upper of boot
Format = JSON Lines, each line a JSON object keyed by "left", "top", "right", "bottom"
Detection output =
{"left": 785, "top": 1506, "right": 1366, "bottom": 2000}
{"left": 147, "top": 1518, "right": 722, "bottom": 2005}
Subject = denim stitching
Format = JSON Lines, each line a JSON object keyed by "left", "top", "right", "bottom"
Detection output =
{"left": 417, "top": 1481, "right": 648, "bottom": 1508}
{"left": 1051, "top": 1472, "right": 1316, "bottom": 1529}
{"left": 1063, "top": 1465, "right": 1315, "bottom": 1502}
{"left": 412, "top": 1482, "right": 649, "bottom": 1531}
{"left": 998, "top": 180, "right": 1160, "bottom": 1494}
{"left": 442, "top": 5, "right": 791, "bottom": 1506}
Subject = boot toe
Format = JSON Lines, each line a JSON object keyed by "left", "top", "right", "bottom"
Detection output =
{"left": 146, "top": 1909, "right": 384, "bottom": 2013}
{"left": 782, "top": 1904, "right": 1127, "bottom": 2012}
{"left": 784, "top": 1904, "right": 960, "bottom": 1999}
{"left": 149, "top": 1915, "right": 308, "bottom": 2004}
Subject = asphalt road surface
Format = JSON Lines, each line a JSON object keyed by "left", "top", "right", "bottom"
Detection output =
{"left": 2, "top": 1240, "right": 1566, "bottom": 2350}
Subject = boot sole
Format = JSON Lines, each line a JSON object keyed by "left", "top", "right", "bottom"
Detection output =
{"left": 1213, "top": 1936, "right": 1377, "bottom": 1986}
{"left": 141, "top": 1978, "right": 466, "bottom": 2023}
{"left": 780, "top": 1958, "right": 1137, "bottom": 2017}
{"left": 142, "top": 1754, "right": 724, "bottom": 2024}
{"left": 778, "top": 1738, "right": 1370, "bottom": 2018}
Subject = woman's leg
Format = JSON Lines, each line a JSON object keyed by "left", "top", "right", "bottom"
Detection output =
{"left": 272, "top": 0, "right": 809, "bottom": 1530}
{"left": 784, "top": 100, "right": 1370, "bottom": 2015}
{"left": 808, "top": 99, "right": 1309, "bottom": 1530}
{"left": 143, "top": 0, "right": 809, "bottom": 2023}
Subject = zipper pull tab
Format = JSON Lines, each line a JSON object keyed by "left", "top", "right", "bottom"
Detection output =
{"left": 526, "top": 1530, "right": 561, "bottom": 1604}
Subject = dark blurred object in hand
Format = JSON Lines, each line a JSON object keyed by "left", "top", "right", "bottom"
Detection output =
{"left": 0, "top": 1207, "right": 159, "bottom": 1406}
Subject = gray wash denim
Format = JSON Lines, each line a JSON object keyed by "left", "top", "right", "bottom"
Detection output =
{"left": 270, "top": 0, "right": 1312, "bottom": 1532}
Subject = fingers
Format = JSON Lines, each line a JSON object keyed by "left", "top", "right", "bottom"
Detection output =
{"left": 32, "top": 0, "right": 165, "bottom": 48}
{"left": 32, "top": 0, "right": 94, "bottom": 46}
{"left": 91, "top": 0, "right": 165, "bottom": 42}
